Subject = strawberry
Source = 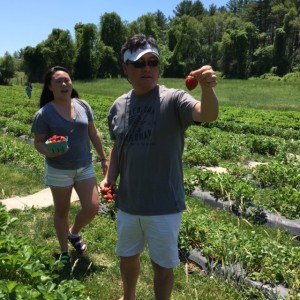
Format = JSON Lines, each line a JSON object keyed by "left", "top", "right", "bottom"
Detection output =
{"left": 48, "top": 135, "right": 67, "bottom": 143}
{"left": 100, "top": 185, "right": 115, "bottom": 202}
{"left": 103, "top": 193, "right": 113, "bottom": 200}
{"left": 101, "top": 187, "right": 110, "bottom": 194}
{"left": 185, "top": 74, "right": 198, "bottom": 91}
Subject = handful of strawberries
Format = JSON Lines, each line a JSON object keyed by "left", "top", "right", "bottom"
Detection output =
{"left": 99, "top": 185, "right": 116, "bottom": 218}
{"left": 101, "top": 186, "right": 114, "bottom": 202}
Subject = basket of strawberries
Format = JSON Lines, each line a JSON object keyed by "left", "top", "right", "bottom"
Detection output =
{"left": 45, "top": 135, "right": 68, "bottom": 153}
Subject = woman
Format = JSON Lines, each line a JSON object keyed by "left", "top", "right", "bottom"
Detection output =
{"left": 31, "top": 66, "right": 107, "bottom": 264}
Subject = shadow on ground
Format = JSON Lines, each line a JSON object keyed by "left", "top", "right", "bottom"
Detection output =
{"left": 53, "top": 251, "right": 107, "bottom": 281}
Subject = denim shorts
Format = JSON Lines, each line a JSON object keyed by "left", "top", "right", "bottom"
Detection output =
{"left": 116, "top": 210, "right": 182, "bottom": 269}
{"left": 44, "top": 162, "right": 96, "bottom": 187}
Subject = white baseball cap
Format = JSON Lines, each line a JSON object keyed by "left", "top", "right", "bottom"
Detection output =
{"left": 123, "top": 43, "right": 160, "bottom": 63}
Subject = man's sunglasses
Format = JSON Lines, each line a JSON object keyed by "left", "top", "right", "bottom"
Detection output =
{"left": 126, "top": 60, "right": 159, "bottom": 68}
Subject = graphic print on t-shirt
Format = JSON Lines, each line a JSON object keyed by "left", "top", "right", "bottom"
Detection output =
{"left": 122, "top": 103, "right": 156, "bottom": 146}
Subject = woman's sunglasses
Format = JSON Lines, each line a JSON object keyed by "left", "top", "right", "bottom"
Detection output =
{"left": 126, "top": 60, "right": 159, "bottom": 68}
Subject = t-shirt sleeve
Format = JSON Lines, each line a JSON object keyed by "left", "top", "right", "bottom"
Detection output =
{"left": 108, "top": 105, "right": 117, "bottom": 141}
{"left": 173, "top": 89, "right": 199, "bottom": 129}
{"left": 80, "top": 99, "right": 94, "bottom": 122}
{"left": 31, "top": 111, "right": 49, "bottom": 134}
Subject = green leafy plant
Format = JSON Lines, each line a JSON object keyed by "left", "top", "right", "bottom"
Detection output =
{"left": 0, "top": 204, "right": 89, "bottom": 299}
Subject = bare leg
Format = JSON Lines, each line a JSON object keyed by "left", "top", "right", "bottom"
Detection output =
{"left": 50, "top": 186, "right": 73, "bottom": 252}
{"left": 151, "top": 260, "right": 174, "bottom": 300}
{"left": 70, "top": 177, "right": 99, "bottom": 234}
{"left": 120, "top": 254, "right": 140, "bottom": 300}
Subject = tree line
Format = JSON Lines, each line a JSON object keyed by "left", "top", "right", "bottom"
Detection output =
{"left": 0, "top": 0, "right": 300, "bottom": 84}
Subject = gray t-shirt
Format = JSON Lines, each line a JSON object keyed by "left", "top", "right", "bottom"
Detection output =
{"left": 108, "top": 85, "right": 198, "bottom": 215}
{"left": 31, "top": 98, "right": 94, "bottom": 170}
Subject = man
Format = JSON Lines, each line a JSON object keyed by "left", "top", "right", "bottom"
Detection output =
{"left": 100, "top": 33, "right": 218, "bottom": 300}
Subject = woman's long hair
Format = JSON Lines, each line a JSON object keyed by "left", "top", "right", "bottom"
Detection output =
{"left": 39, "top": 66, "right": 79, "bottom": 108}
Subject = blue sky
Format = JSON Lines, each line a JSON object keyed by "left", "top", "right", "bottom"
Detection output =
{"left": 0, "top": 0, "right": 228, "bottom": 57}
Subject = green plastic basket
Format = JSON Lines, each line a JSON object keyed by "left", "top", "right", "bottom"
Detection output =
{"left": 45, "top": 137, "right": 68, "bottom": 153}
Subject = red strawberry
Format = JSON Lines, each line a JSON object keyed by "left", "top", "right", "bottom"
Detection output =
{"left": 185, "top": 74, "right": 198, "bottom": 91}
{"left": 104, "top": 193, "right": 113, "bottom": 200}
{"left": 48, "top": 135, "right": 67, "bottom": 143}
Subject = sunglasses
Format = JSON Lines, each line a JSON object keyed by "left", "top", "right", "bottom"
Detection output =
{"left": 127, "top": 60, "right": 159, "bottom": 68}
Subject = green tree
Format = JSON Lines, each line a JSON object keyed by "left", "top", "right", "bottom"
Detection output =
{"left": 41, "top": 29, "right": 75, "bottom": 73}
{"left": 164, "top": 15, "right": 204, "bottom": 77}
{"left": 99, "top": 12, "right": 126, "bottom": 77}
{"left": 0, "top": 52, "right": 15, "bottom": 85}
{"left": 273, "top": 27, "right": 289, "bottom": 76}
{"left": 208, "top": 4, "right": 217, "bottom": 16}
{"left": 153, "top": 10, "right": 169, "bottom": 43}
{"left": 95, "top": 41, "right": 119, "bottom": 78}
{"left": 227, "top": 0, "right": 251, "bottom": 14}
{"left": 73, "top": 23, "right": 98, "bottom": 80}
{"left": 100, "top": 12, "right": 126, "bottom": 63}
{"left": 173, "top": 0, "right": 206, "bottom": 19}
{"left": 251, "top": 45, "right": 273, "bottom": 75}
{"left": 220, "top": 29, "right": 249, "bottom": 78}
{"left": 242, "top": 0, "right": 272, "bottom": 41}
{"left": 23, "top": 45, "right": 46, "bottom": 82}
{"left": 283, "top": 7, "right": 300, "bottom": 70}
{"left": 128, "top": 13, "right": 159, "bottom": 39}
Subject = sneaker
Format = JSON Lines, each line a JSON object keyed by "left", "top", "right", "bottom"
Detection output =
{"left": 68, "top": 233, "right": 87, "bottom": 254}
{"left": 59, "top": 252, "right": 70, "bottom": 265}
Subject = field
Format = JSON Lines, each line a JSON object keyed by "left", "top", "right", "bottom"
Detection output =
{"left": 0, "top": 77, "right": 300, "bottom": 299}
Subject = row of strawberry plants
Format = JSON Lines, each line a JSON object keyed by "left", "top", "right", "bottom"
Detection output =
{"left": 184, "top": 159, "right": 300, "bottom": 221}
{"left": 203, "top": 120, "right": 300, "bottom": 140}
{"left": 0, "top": 134, "right": 44, "bottom": 174}
{"left": 179, "top": 197, "right": 300, "bottom": 297}
{"left": 217, "top": 106, "right": 300, "bottom": 130}
{"left": 184, "top": 126, "right": 300, "bottom": 166}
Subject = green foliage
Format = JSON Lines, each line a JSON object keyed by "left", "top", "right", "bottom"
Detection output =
{"left": 73, "top": 23, "right": 98, "bottom": 80}
{"left": 173, "top": 0, "right": 205, "bottom": 19}
{"left": 41, "top": 28, "right": 75, "bottom": 75}
{"left": 1, "top": 78, "right": 300, "bottom": 298}
{"left": 0, "top": 135, "right": 43, "bottom": 173}
{"left": 220, "top": 29, "right": 250, "bottom": 78}
{"left": 3, "top": 0, "right": 300, "bottom": 81}
{"left": 0, "top": 52, "right": 15, "bottom": 85}
{"left": 23, "top": 45, "right": 47, "bottom": 82}
{"left": 0, "top": 203, "right": 88, "bottom": 299}
{"left": 273, "top": 28, "right": 289, "bottom": 76}
{"left": 179, "top": 197, "right": 300, "bottom": 291}
{"left": 283, "top": 71, "right": 300, "bottom": 82}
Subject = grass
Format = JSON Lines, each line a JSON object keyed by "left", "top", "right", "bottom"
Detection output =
{"left": 0, "top": 163, "right": 44, "bottom": 198}
{"left": 73, "top": 76, "right": 300, "bottom": 111}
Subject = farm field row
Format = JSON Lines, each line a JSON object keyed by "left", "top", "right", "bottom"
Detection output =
{"left": 0, "top": 80, "right": 300, "bottom": 298}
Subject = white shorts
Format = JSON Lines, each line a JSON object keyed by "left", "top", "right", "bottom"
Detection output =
{"left": 45, "top": 162, "right": 96, "bottom": 187}
{"left": 116, "top": 210, "right": 182, "bottom": 269}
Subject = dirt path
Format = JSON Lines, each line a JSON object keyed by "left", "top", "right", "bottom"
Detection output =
{"left": 0, "top": 188, "right": 79, "bottom": 211}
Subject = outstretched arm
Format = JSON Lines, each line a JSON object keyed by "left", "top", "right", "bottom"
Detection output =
{"left": 190, "top": 65, "right": 219, "bottom": 123}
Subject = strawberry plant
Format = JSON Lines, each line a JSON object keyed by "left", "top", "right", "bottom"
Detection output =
{"left": 179, "top": 197, "right": 300, "bottom": 293}
{"left": 0, "top": 203, "right": 89, "bottom": 299}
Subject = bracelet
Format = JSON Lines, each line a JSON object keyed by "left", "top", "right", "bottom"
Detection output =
{"left": 99, "top": 158, "right": 107, "bottom": 162}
